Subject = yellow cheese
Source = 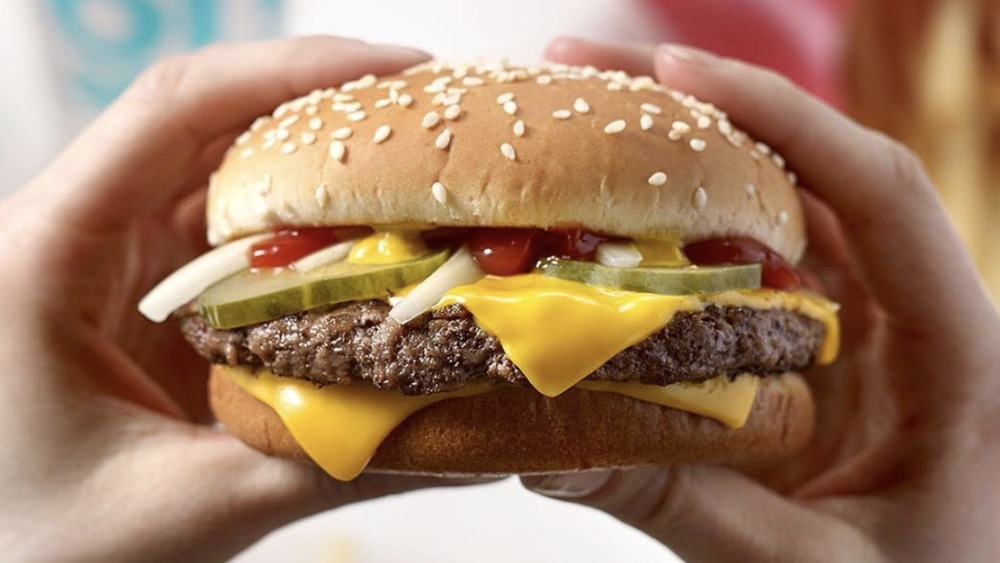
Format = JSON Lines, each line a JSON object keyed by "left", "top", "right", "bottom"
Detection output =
{"left": 221, "top": 366, "right": 760, "bottom": 481}
{"left": 577, "top": 375, "right": 758, "bottom": 429}
{"left": 348, "top": 231, "right": 428, "bottom": 265}
{"left": 223, "top": 365, "right": 487, "bottom": 480}
{"left": 439, "top": 274, "right": 839, "bottom": 397}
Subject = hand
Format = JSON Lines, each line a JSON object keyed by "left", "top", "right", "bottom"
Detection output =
{"left": 0, "top": 36, "right": 481, "bottom": 563}
{"left": 523, "top": 38, "right": 1000, "bottom": 562}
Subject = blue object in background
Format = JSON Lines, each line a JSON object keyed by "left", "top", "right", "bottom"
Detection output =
{"left": 42, "top": 0, "right": 283, "bottom": 127}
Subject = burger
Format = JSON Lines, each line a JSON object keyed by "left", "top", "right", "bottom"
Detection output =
{"left": 139, "top": 60, "right": 839, "bottom": 480}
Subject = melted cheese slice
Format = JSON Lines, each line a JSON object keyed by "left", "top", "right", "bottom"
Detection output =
{"left": 439, "top": 274, "right": 839, "bottom": 397}
{"left": 222, "top": 366, "right": 760, "bottom": 481}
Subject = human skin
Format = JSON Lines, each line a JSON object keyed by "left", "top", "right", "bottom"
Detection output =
{"left": 0, "top": 37, "right": 489, "bottom": 563}
{"left": 522, "top": 38, "right": 1000, "bottom": 563}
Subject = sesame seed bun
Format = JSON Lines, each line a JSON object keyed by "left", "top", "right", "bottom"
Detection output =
{"left": 209, "top": 366, "right": 815, "bottom": 475}
{"left": 207, "top": 61, "right": 805, "bottom": 262}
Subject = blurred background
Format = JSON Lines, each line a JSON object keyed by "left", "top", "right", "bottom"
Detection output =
{"left": 1, "top": 0, "right": 996, "bottom": 561}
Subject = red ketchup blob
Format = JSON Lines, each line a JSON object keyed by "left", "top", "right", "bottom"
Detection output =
{"left": 249, "top": 227, "right": 371, "bottom": 268}
{"left": 683, "top": 237, "right": 802, "bottom": 290}
{"left": 468, "top": 228, "right": 539, "bottom": 276}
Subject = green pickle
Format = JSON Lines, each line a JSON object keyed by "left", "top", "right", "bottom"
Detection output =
{"left": 537, "top": 257, "right": 761, "bottom": 295}
{"left": 199, "top": 250, "right": 448, "bottom": 329}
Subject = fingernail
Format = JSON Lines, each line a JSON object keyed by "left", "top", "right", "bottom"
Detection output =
{"left": 659, "top": 43, "right": 716, "bottom": 64}
{"left": 373, "top": 43, "right": 431, "bottom": 59}
{"left": 528, "top": 470, "right": 614, "bottom": 499}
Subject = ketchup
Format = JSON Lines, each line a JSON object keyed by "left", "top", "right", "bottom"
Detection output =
{"left": 683, "top": 237, "right": 802, "bottom": 290}
{"left": 249, "top": 227, "right": 371, "bottom": 268}
{"left": 468, "top": 228, "right": 612, "bottom": 276}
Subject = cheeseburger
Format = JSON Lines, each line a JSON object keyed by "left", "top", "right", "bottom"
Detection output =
{"left": 139, "top": 60, "right": 839, "bottom": 480}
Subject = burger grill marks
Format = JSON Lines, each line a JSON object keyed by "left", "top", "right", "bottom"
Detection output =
{"left": 179, "top": 301, "right": 825, "bottom": 396}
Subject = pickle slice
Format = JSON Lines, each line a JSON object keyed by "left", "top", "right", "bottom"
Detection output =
{"left": 199, "top": 250, "right": 448, "bottom": 329}
{"left": 537, "top": 258, "right": 761, "bottom": 295}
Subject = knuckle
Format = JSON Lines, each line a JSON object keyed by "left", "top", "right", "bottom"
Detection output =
{"left": 124, "top": 52, "right": 195, "bottom": 104}
{"left": 881, "top": 135, "right": 930, "bottom": 190}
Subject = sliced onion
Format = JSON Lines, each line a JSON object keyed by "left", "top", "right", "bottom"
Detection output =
{"left": 389, "top": 245, "right": 484, "bottom": 324}
{"left": 290, "top": 239, "right": 358, "bottom": 272}
{"left": 138, "top": 233, "right": 269, "bottom": 322}
{"left": 596, "top": 242, "right": 642, "bottom": 268}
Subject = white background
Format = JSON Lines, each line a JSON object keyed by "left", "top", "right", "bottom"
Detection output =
{"left": 0, "top": 1, "right": 681, "bottom": 561}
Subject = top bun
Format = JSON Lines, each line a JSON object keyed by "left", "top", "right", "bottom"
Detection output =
{"left": 208, "top": 61, "right": 805, "bottom": 263}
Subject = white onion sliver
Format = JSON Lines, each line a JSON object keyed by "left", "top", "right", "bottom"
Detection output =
{"left": 291, "top": 239, "right": 357, "bottom": 272}
{"left": 138, "top": 233, "right": 270, "bottom": 322}
{"left": 596, "top": 242, "right": 642, "bottom": 268}
{"left": 389, "top": 246, "right": 484, "bottom": 324}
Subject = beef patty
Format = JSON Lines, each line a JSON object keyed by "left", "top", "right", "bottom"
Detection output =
{"left": 180, "top": 300, "right": 826, "bottom": 395}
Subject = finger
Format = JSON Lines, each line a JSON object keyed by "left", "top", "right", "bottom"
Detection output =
{"left": 522, "top": 467, "right": 877, "bottom": 563}
{"left": 650, "top": 44, "right": 992, "bottom": 336}
{"left": 40, "top": 36, "right": 428, "bottom": 232}
{"left": 545, "top": 37, "right": 655, "bottom": 76}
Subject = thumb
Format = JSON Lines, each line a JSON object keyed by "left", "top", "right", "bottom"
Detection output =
{"left": 522, "top": 466, "right": 874, "bottom": 563}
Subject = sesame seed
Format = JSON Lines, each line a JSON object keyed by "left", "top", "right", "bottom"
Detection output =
{"left": 667, "top": 130, "right": 683, "bottom": 141}
{"left": 697, "top": 115, "right": 712, "bottom": 129}
{"left": 536, "top": 75, "right": 552, "bottom": 85}
{"left": 500, "top": 142, "right": 516, "bottom": 160}
{"left": 333, "top": 93, "right": 354, "bottom": 102}
{"left": 398, "top": 93, "right": 414, "bottom": 107}
{"left": 347, "top": 111, "right": 366, "bottom": 122}
{"left": 629, "top": 76, "right": 656, "bottom": 91}
{"left": 236, "top": 132, "right": 252, "bottom": 145}
{"left": 301, "top": 132, "right": 317, "bottom": 145}
{"left": 444, "top": 105, "right": 462, "bottom": 120}
{"left": 690, "top": 138, "right": 707, "bottom": 152}
{"left": 329, "top": 140, "right": 346, "bottom": 162}
{"left": 553, "top": 109, "right": 572, "bottom": 120}
{"left": 315, "top": 184, "right": 328, "bottom": 207}
{"left": 275, "top": 129, "right": 291, "bottom": 141}
{"left": 431, "top": 92, "right": 447, "bottom": 105}
{"left": 463, "top": 76, "right": 485, "bottom": 87}
{"left": 309, "top": 117, "right": 323, "bottom": 131}
{"left": 240, "top": 148, "right": 253, "bottom": 159}
{"left": 745, "top": 183, "right": 757, "bottom": 197}
{"left": 435, "top": 128, "right": 452, "bottom": 150}
{"left": 640, "top": 114, "right": 654, "bottom": 131}
{"left": 755, "top": 142, "right": 772, "bottom": 155}
{"left": 607, "top": 82, "right": 623, "bottom": 91}
{"left": 262, "top": 138, "right": 277, "bottom": 150}
{"left": 388, "top": 89, "right": 400, "bottom": 103}
{"left": 332, "top": 127, "right": 353, "bottom": 140}
{"left": 648, "top": 172, "right": 668, "bottom": 186}
{"left": 772, "top": 154, "right": 786, "bottom": 168}
{"left": 786, "top": 172, "right": 797, "bottom": 185}
{"left": 443, "top": 93, "right": 462, "bottom": 106}
{"left": 334, "top": 102, "right": 362, "bottom": 113}
{"left": 305, "top": 105, "right": 319, "bottom": 116}
{"left": 640, "top": 103, "right": 662, "bottom": 115}
{"left": 672, "top": 121, "right": 691, "bottom": 133}
{"left": 373, "top": 125, "right": 391, "bottom": 144}
{"left": 573, "top": 98, "right": 590, "bottom": 114}
{"left": 604, "top": 119, "right": 627, "bottom": 134}
{"left": 432, "top": 182, "right": 448, "bottom": 204}
{"left": 424, "top": 82, "right": 446, "bottom": 94}
{"left": 497, "top": 92, "right": 514, "bottom": 104}
{"left": 281, "top": 142, "right": 297, "bottom": 154}
{"left": 374, "top": 98, "right": 392, "bottom": 109}
{"left": 693, "top": 187, "right": 708, "bottom": 208}
{"left": 503, "top": 101, "right": 518, "bottom": 115}
{"left": 513, "top": 120, "right": 525, "bottom": 137}
{"left": 718, "top": 119, "right": 733, "bottom": 135}
{"left": 777, "top": 210, "right": 789, "bottom": 225}
{"left": 422, "top": 112, "right": 441, "bottom": 129}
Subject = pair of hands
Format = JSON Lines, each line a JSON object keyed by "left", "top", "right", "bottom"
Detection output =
{"left": 1, "top": 36, "right": 997, "bottom": 562}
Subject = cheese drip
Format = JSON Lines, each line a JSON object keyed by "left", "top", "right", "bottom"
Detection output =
{"left": 439, "top": 274, "right": 839, "bottom": 397}
{"left": 221, "top": 366, "right": 761, "bottom": 481}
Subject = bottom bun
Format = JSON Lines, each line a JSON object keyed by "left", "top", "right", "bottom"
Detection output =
{"left": 209, "top": 366, "right": 814, "bottom": 475}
